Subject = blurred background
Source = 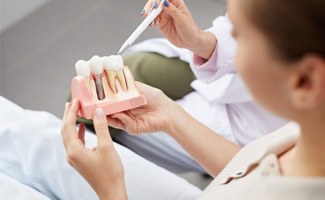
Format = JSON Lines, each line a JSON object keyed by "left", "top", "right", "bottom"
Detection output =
{"left": 0, "top": 0, "right": 226, "bottom": 189}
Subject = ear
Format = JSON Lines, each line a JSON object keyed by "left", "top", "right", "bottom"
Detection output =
{"left": 289, "top": 55, "right": 325, "bottom": 110}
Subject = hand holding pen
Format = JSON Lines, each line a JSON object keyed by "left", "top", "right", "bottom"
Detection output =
{"left": 118, "top": 1, "right": 164, "bottom": 54}
{"left": 141, "top": 1, "right": 199, "bottom": 46}
{"left": 118, "top": 0, "right": 195, "bottom": 54}
{"left": 140, "top": 0, "right": 216, "bottom": 60}
{"left": 119, "top": 0, "right": 216, "bottom": 59}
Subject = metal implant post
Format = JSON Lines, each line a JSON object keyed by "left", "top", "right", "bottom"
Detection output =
{"left": 93, "top": 74, "right": 105, "bottom": 100}
{"left": 89, "top": 55, "right": 106, "bottom": 101}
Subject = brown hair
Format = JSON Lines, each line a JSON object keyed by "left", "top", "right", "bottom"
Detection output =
{"left": 242, "top": 0, "right": 325, "bottom": 62}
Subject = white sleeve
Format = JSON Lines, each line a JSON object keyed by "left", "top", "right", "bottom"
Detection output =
{"left": 189, "top": 16, "right": 254, "bottom": 103}
{"left": 189, "top": 15, "right": 237, "bottom": 83}
{"left": 191, "top": 73, "right": 253, "bottom": 103}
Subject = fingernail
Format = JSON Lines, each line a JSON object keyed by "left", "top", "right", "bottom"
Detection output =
{"left": 65, "top": 102, "right": 70, "bottom": 108}
{"left": 164, "top": 0, "right": 169, "bottom": 7}
{"left": 153, "top": 1, "right": 158, "bottom": 8}
{"left": 140, "top": 9, "right": 145, "bottom": 16}
{"left": 95, "top": 108, "right": 105, "bottom": 118}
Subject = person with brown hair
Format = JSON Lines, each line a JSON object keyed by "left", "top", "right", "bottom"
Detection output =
{"left": 62, "top": 0, "right": 325, "bottom": 199}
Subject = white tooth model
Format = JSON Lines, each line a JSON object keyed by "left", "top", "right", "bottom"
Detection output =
{"left": 89, "top": 55, "right": 105, "bottom": 100}
{"left": 75, "top": 60, "right": 92, "bottom": 95}
{"left": 71, "top": 54, "right": 147, "bottom": 119}
{"left": 75, "top": 60, "right": 90, "bottom": 77}
{"left": 102, "top": 55, "right": 127, "bottom": 93}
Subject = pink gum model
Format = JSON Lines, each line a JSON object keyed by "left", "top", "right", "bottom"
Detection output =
{"left": 71, "top": 66, "right": 147, "bottom": 119}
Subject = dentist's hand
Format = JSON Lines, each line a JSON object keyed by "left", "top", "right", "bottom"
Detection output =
{"left": 61, "top": 100, "right": 127, "bottom": 200}
{"left": 142, "top": 0, "right": 216, "bottom": 59}
{"left": 107, "top": 82, "right": 180, "bottom": 134}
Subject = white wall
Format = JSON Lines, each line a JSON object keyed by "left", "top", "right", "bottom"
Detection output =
{"left": 0, "top": 0, "right": 51, "bottom": 94}
{"left": 0, "top": 0, "right": 50, "bottom": 32}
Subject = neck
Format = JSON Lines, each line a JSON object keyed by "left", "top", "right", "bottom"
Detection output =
{"left": 280, "top": 118, "right": 325, "bottom": 177}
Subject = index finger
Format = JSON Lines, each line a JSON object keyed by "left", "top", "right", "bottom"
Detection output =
{"left": 61, "top": 99, "right": 80, "bottom": 145}
{"left": 143, "top": 0, "right": 159, "bottom": 16}
{"left": 66, "top": 99, "right": 80, "bottom": 125}
{"left": 62, "top": 102, "right": 71, "bottom": 123}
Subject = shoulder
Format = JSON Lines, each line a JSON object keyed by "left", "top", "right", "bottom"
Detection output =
{"left": 216, "top": 122, "right": 300, "bottom": 184}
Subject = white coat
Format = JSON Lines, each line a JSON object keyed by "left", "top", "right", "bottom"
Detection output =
{"left": 125, "top": 16, "right": 288, "bottom": 146}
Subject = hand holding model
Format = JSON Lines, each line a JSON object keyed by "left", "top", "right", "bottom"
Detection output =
{"left": 61, "top": 100, "right": 128, "bottom": 200}
{"left": 107, "top": 82, "right": 180, "bottom": 134}
{"left": 143, "top": 0, "right": 217, "bottom": 59}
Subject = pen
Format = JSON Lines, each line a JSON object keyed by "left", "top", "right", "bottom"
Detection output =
{"left": 118, "top": 3, "right": 163, "bottom": 54}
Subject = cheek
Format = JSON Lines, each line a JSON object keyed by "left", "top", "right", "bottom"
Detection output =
{"left": 235, "top": 47, "right": 290, "bottom": 117}
{"left": 235, "top": 44, "right": 276, "bottom": 103}
{"left": 235, "top": 44, "right": 259, "bottom": 87}
{"left": 233, "top": 37, "right": 291, "bottom": 117}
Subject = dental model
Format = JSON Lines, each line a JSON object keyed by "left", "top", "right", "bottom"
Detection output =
{"left": 102, "top": 55, "right": 127, "bottom": 93}
{"left": 71, "top": 55, "right": 147, "bottom": 119}
{"left": 89, "top": 55, "right": 105, "bottom": 100}
{"left": 75, "top": 60, "right": 91, "bottom": 94}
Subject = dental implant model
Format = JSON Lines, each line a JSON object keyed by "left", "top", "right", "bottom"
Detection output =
{"left": 71, "top": 54, "right": 147, "bottom": 119}
{"left": 89, "top": 55, "right": 105, "bottom": 100}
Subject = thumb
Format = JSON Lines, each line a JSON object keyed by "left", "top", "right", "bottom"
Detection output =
{"left": 93, "top": 107, "right": 112, "bottom": 147}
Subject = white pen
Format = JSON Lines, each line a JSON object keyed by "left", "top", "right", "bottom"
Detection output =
{"left": 118, "top": 3, "right": 163, "bottom": 55}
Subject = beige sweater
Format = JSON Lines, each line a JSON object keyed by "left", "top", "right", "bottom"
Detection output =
{"left": 199, "top": 123, "right": 325, "bottom": 200}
